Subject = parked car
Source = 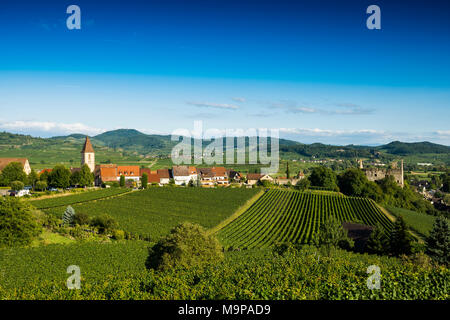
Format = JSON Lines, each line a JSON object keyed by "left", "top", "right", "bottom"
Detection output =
{"left": 48, "top": 187, "right": 58, "bottom": 192}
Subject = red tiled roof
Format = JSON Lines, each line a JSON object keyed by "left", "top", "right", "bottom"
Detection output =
{"left": 172, "top": 165, "right": 189, "bottom": 176}
{"left": 39, "top": 168, "right": 52, "bottom": 174}
{"left": 117, "top": 166, "right": 140, "bottom": 177}
{"left": 211, "top": 166, "right": 227, "bottom": 177}
{"left": 157, "top": 169, "right": 170, "bottom": 178}
{"left": 148, "top": 173, "right": 161, "bottom": 183}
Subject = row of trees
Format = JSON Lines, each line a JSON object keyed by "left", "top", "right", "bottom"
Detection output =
{"left": 0, "top": 161, "right": 94, "bottom": 190}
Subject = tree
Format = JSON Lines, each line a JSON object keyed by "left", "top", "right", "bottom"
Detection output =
{"left": 70, "top": 170, "right": 81, "bottom": 186}
{"left": 442, "top": 173, "right": 450, "bottom": 192}
{"left": 0, "top": 162, "right": 27, "bottom": 186}
{"left": 366, "top": 224, "right": 388, "bottom": 255}
{"left": 309, "top": 166, "right": 339, "bottom": 191}
{"left": 295, "top": 178, "right": 310, "bottom": 191}
{"left": 426, "top": 216, "right": 449, "bottom": 265}
{"left": 286, "top": 162, "right": 290, "bottom": 179}
{"left": 28, "top": 170, "right": 39, "bottom": 189}
{"left": 78, "top": 164, "right": 94, "bottom": 187}
{"left": 389, "top": 216, "right": 413, "bottom": 256}
{"left": 49, "top": 165, "right": 71, "bottom": 188}
{"left": 146, "top": 222, "right": 224, "bottom": 271}
{"left": 338, "top": 168, "right": 368, "bottom": 197}
{"left": 317, "top": 215, "right": 352, "bottom": 255}
{"left": 10, "top": 181, "right": 24, "bottom": 191}
{"left": 62, "top": 206, "right": 75, "bottom": 225}
{"left": 119, "top": 175, "right": 125, "bottom": 187}
{"left": 35, "top": 180, "right": 47, "bottom": 191}
{"left": 39, "top": 170, "right": 50, "bottom": 183}
{"left": 0, "top": 197, "right": 41, "bottom": 247}
{"left": 141, "top": 173, "right": 148, "bottom": 189}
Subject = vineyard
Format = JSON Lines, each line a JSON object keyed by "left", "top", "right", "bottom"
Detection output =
{"left": 30, "top": 188, "right": 130, "bottom": 209}
{"left": 43, "top": 187, "right": 259, "bottom": 241}
{"left": 219, "top": 189, "right": 393, "bottom": 249}
{"left": 1, "top": 245, "right": 447, "bottom": 299}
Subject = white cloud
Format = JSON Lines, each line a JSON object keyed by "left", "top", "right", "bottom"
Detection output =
{"left": 186, "top": 101, "right": 239, "bottom": 110}
{"left": 266, "top": 100, "right": 374, "bottom": 115}
{"left": 231, "top": 97, "right": 246, "bottom": 102}
{"left": 0, "top": 120, "right": 105, "bottom": 136}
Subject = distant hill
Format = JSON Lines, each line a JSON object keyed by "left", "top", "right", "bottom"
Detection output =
{"left": 377, "top": 141, "right": 450, "bottom": 155}
{"left": 1, "top": 130, "right": 449, "bottom": 162}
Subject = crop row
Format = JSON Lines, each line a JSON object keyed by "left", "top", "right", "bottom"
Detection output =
{"left": 30, "top": 188, "right": 130, "bottom": 209}
{"left": 219, "top": 189, "right": 393, "bottom": 249}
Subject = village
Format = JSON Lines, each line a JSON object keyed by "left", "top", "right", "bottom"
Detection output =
{"left": 0, "top": 137, "right": 306, "bottom": 195}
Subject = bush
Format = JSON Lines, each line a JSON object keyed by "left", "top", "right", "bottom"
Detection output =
{"left": 10, "top": 181, "right": 24, "bottom": 191}
{"left": 42, "top": 214, "right": 60, "bottom": 229}
{"left": 73, "top": 212, "right": 90, "bottom": 226}
{"left": 112, "top": 229, "right": 125, "bottom": 240}
{"left": 90, "top": 214, "right": 118, "bottom": 234}
{"left": 146, "top": 222, "right": 224, "bottom": 271}
{"left": 0, "top": 197, "right": 42, "bottom": 247}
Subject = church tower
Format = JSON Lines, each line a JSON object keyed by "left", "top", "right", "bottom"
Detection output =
{"left": 81, "top": 136, "right": 95, "bottom": 172}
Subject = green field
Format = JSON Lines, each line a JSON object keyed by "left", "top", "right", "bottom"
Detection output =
{"left": 219, "top": 189, "right": 393, "bottom": 249}
{"left": 386, "top": 206, "right": 438, "bottom": 237}
{"left": 43, "top": 187, "right": 259, "bottom": 240}
{"left": 30, "top": 188, "right": 130, "bottom": 209}
{"left": 0, "top": 241, "right": 149, "bottom": 290}
{"left": 1, "top": 244, "right": 447, "bottom": 300}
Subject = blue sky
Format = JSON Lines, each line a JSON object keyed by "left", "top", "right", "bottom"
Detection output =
{"left": 0, "top": 0, "right": 449, "bottom": 145}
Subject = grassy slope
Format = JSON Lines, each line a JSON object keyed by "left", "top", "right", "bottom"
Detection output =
{"left": 385, "top": 205, "right": 437, "bottom": 237}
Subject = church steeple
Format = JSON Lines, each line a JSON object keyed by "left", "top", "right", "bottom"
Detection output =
{"left": 81, "top": 136, "right": 95, "bottom": 172}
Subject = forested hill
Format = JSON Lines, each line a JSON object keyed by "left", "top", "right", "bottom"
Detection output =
{"left": 0, "top": 130, "right": 449, "bottom": 160}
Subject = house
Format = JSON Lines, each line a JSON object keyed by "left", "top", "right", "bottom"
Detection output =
{"left": 95, "top": 164, "right": 118, "bottom": 185}
{"left": 148, "top": 172, "right": 162, "bottom": 184}
{"left": 117, "top": 166, "right": 140, "bottom": 182}
{"left": 39, "top": 168, "right": 52, "bottom": 175}
{"left": 246, "top": 173, "right": 274, "bottom": 186}
{"left": 227, "top": 169, "right": 243, "bottom": 182}
{"left": 140, "top": 168, "right": 162, "bottom": 185}
{"left": 0, "top": 158, "right": 32, "bottom": 175}
{"left": 211, "top": 167, "right": 228, "bottom": 185}
{"left": 199, "top": 168, "right": 214, "bottom": 186}
{"left": 246, "top": 173, "right": 263, "bottom": 185}
{"left": 172, "top": 165, "right": 192, "bottom": 185}
{"left": 188, "top": 166, "right": 198, "bottom": 182}
{"left": 157, "top": 169, "right": 171, "bottom": 185}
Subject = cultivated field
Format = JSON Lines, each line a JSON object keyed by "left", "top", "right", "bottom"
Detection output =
{"left": 219, "top": 189, "right": 393, "bottom": 249}
{"left": 30, "top": 188, "right": 130, "bottom": 209}
{"left": 43, "top": 187, "right": 259, "bottom": 241}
